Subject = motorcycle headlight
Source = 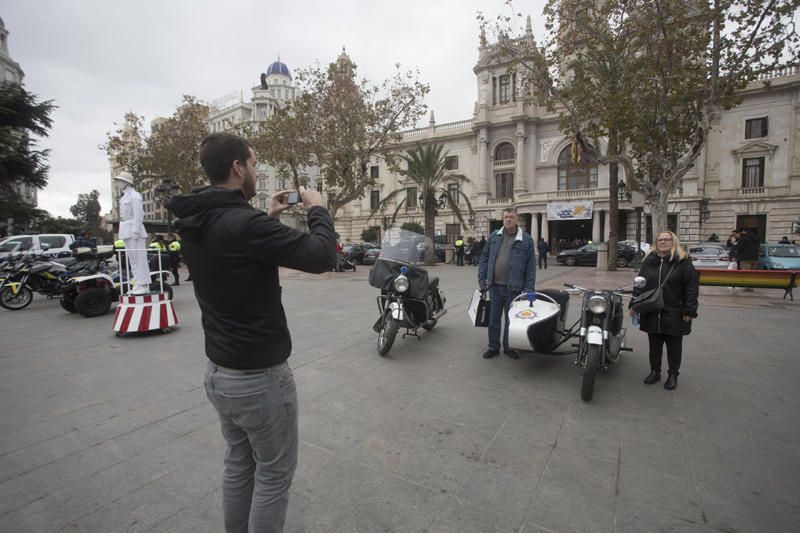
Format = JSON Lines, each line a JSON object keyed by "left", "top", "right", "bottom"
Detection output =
{"left": 587, "top": 295, "right": 608, "bottom": 314}
{"left": 393, "top": 275, "right": 410, "bottom": 293}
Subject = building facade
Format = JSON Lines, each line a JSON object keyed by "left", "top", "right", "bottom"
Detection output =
{"left": 333, "top": 25, "right": 800, "bottom": 247}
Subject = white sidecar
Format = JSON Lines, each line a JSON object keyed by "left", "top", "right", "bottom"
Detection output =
{"left": 507, "top": 289, "right": 572, "bottom": 353}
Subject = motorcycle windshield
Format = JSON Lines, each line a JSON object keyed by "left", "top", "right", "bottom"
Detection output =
{"left": 377, "top": 228, "right": 434, "bottom": 264}
{"left": 369, "top": 228, "right": 432, "bottom": 298}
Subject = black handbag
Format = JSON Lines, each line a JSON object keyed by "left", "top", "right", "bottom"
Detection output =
{"left": 475, "top": 290, "right": 491, "bottom": 327}
{"left": 631, "top": 264, "right": 675, "bottom": 314}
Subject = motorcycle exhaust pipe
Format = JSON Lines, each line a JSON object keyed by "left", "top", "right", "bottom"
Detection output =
{"left": 432, "top": 309, "right": 448, "bottom": 320}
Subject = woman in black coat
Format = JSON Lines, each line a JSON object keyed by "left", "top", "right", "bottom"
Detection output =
{"left": 631, "top": 231, "right": 699, "bottom": 390}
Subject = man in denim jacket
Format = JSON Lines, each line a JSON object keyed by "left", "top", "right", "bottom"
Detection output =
{"left": 478, "top": 207, "right": 537, "bottom": 359}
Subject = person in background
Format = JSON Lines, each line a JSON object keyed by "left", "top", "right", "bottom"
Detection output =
{"left": 778, "top": 236, "right": 791, "bottom": 244}
{"left": 631, "top": 231, "right": 699, "bottom": 390}
{"left": 167, "top": 234, "right": 181, "bottom": 286}
{"left": 537, "top": 237, "right": 549, "bottom": 269}
{"left": 455, "top": 235, "right": 465, "bottom": 266}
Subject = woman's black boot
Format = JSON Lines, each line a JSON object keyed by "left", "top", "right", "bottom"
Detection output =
{"left": 664, "top": 373, "right": 678, "bottom": 390}
{"left": 644, "top": 370, "right": 661, "bottom": 385}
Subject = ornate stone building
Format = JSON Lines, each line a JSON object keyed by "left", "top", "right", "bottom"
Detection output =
{"left": 333, "top": 20, "right": 800, "bottom": 246}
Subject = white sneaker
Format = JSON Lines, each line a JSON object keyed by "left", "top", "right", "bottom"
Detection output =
{"left": 130, "top": 288, "right": 150, "bottom": 295}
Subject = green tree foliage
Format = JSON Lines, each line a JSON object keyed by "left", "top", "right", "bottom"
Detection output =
{"left": 0, "top": 82, "right": 55, "bottom": 224}
{"left": 361, "top": 226, "right": 379, "bottom": 243}
{"left": 400, "top": 222, "right": 424, "bottom": 235}
{"left": 377, "top": 144, "right": 474, "bottom": 264}
{"left": 69, "top": 189, "right": 102, "bottom": 228}
{"left": 251, "top": 53, "right": 429, "bottom": 218}
{"left": 482, "top": 0, "right": 800, "bottom": 236}
{"left": 103, "top": 96, "right": 209, "bottom": 193}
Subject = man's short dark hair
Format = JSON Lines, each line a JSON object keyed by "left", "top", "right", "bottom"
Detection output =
{"left": 503, "top": 207, "right": 518, "bottom": 215}
{"left": 199, "top": 133, "right": 253, "bottom": 184}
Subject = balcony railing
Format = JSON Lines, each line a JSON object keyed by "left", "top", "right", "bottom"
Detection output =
{"left": 399, "top": 119, "right": 473, "bottom": 140}
{"left": 488, "top": 197, "right": 513, "bottom": 205}
{"left": 740, "top": 186, "right": 766, "bottom": 196}
{"left": 493, "top": 159, "right": 515, "bottom": 168}
{"left": 757, "top": 64, "right": 798, "bottom": 80}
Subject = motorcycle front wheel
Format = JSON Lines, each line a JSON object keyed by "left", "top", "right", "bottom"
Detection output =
{"left": 581, "top": 344, "right": 600, "bottom": 402}
{"left": 377, "top": 313, "right": 399, "bottom": 356}
{"left": 0, "top": 285, "right": 33, "bottom": 310}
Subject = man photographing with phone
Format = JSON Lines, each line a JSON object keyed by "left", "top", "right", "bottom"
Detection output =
{"left": 167, "top": 132, "right": 336, "bottom": 533}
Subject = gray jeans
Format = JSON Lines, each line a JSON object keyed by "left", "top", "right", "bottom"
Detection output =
{"left": 203, "top": 360, "right": 298, "bottom": 533}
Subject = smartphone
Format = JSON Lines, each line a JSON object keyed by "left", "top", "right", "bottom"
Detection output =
{"left": 286, "top": 191, "right": 300, "bottom": 205}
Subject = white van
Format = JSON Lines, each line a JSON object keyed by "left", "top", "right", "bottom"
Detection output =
{"left": 0, "top": 234, "right": 76, "bottom": 260}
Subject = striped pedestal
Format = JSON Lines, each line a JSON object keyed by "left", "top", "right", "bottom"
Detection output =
{"left": 113, "top": 293, "right": 178, "bottom": 335}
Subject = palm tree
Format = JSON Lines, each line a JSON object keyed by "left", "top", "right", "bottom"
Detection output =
{"left": 376, "top": 143, "right": 474, "bottom": 264}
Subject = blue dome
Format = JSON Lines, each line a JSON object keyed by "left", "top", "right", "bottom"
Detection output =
{"left": 266, "top": 61, "right": 291, "bottom": 79}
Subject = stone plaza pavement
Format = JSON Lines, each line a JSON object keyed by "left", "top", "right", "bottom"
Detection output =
{"left": 0, "top": 261, "right": 798, "bottom": 532}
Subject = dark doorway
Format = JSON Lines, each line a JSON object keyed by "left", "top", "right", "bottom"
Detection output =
{"left": 489, "top": 219, "right": 503, "bottom": 233}
{"left": 736, "top": 214, "right": 767, "bottom": 243}
{"left": 521, "top": 213, "right": 532, "bottom": 234}
{"left": 549, "top": 219, "right": 592, "bottom": 246}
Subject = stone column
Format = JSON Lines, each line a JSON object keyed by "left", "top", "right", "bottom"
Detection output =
{"left": 529, "top": 212, "right": 539, "bottom": 241}
{"left": 477, "top": 128, "right": 489, "bottom": 203}
{"left": 592, "top": 209, "right": 601, "bottom": 242}
{"left": 514, "top": 122, "right": 527, "bottom": 194}
{"left": 541, "top": 212, "right": 549, "bottom": 243}
{"left": 602, "top": 210, "right": 610, "bottom": 241}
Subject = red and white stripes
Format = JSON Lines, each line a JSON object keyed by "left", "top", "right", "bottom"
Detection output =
{"left": 113, "top": 293, "right": 178, "bottom": 334}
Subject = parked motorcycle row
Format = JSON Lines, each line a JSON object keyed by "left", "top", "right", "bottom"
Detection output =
{"left": 368, "top": 227, "right": 643, "bottom": 402}
{"left": 0, "top": 246, "right": 172, "bottom": 317}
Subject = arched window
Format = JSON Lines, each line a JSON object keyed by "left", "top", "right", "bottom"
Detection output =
{"left": 558, "top": 144, "right": 598, "bottom": 190}
{"left": 495, "top": 143, "right": 515, "bottom": 162}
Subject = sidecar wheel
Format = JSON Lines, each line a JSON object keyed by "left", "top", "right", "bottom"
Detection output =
{"left": 581, "top": 344, "right": 600, "bottom": 402}
{"left": 377, "top": 314, "right": 398, "bottom": 356}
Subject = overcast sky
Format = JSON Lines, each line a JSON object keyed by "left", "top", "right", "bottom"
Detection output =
{"left": 2, "top": 0, "right": 548, "bottom": 218}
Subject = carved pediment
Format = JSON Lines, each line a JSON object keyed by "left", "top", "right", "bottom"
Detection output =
{"left": 731, "top": 140, "right": 778, "bottom": 159}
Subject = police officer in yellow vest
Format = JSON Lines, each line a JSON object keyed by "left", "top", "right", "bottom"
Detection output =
{"left": 455, "top": 235, "right": 465, "bottom": 266}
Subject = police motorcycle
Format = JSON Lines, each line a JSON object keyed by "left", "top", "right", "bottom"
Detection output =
{"left": 505, "top": 278, "right": 641, "bottom": 401}
{"left": 60, "top": 245, "right": 172, "bottom": 317}
{"left": 0, "top": 246, "right": 101, "bottom": 311}
{"left": 368, "top": 228, "right": 447, "bottom": 356}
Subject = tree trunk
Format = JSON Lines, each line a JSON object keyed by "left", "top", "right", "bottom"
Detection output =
{"left": 606, "top": 130, "right": 619, "bottom": 271}
{"left": 649, "top": 182, "right": 670, "bottom": 239}
{"left": 423, "top": 192, "right": 436, "bottom": 266}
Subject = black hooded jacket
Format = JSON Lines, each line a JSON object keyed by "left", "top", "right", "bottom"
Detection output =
{"left": 633, "top": 252, "right": 699, "bottom": 336}
{"left": 167, "top": 186, "right": 337, "bottom": 369}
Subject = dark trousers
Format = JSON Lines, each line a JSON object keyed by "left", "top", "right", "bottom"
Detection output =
{"left": 647, "top": 333, "right": 683, "bottom": 375}
{"left": 488, "top": 284, "right": 513, "bottom": 351}
{"left": 456, "top": 251, "right": 464, "bottom": 266}
{"left": 538, "top": 253, "right": 547, "bottom": 269}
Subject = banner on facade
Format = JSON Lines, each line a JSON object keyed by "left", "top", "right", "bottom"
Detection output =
{"left": 547, "top": 201, "right": 593, "bottom": 220}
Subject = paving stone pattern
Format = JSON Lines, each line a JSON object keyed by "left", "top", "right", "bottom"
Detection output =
{"left": 0, "top": 263, "right": 798, "bottom": 532}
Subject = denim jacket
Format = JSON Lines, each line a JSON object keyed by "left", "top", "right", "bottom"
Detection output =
{"left": 478, "top": 227, "right": 537, "bottom": 292}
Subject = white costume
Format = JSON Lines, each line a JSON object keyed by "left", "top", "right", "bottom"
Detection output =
{"left": 115, "top": 172, "right": 151, "bottom": 295}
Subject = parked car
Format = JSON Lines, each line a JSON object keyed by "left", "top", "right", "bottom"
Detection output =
{"left": 362, "top": 246, "right": 381, "bottom": 265}
{"left": 618, "top": 240, "right": 650, "bottom": 255}
{"left": 416, "top": 242, "right": 445, "bottom": 262}
{"left": 757, "top": 244, "right": 800, "bottom": 270}
{"left": 343, "top": 244, "right": 367, "bottom": 264}
{"left": 556, "top": 243, "right": 637, "bottom": 267}
{"left": 0, "top": 234, "right": 75, "bottom": 261}
{"left": 687, "top": 243, "right": 732, "bottom": 269}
